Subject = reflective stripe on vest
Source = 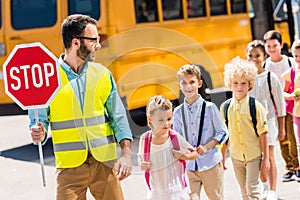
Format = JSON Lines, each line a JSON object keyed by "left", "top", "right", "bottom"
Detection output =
{"left": 50, "top": 115, "right": 109, "bottom": 130}
{"left": 54, "top": 135, "right": 115, "bottom": 152}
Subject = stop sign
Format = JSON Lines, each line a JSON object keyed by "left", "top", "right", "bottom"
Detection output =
{"left": 3, "top": 42, "right": 61, "bottom": 110}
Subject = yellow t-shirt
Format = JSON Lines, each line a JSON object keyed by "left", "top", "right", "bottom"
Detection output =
{"left": 282, "top": 68, "right": 300, "bottom": 117}
{"left": 220, "top": 95, "right": 268, "bottom": 162}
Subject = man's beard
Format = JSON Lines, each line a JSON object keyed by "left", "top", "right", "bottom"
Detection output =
{"left": 77, "top": 43, "right": 95, "bottom": 62}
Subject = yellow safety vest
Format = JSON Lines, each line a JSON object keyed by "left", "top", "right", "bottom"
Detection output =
{"left": 49, "top": 62, "right": 117, "bottom": 168}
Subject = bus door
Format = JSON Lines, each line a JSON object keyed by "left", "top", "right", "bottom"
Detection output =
{"left": 250, "top": 0, "right": 274, "bottom": 40}
{"left": 273, "top": 0, "right": 294, "bottom": 47}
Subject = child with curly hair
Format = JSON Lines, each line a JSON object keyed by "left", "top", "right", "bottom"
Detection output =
{"left": 220, "top": 57, "right": 270, "bottom": 200}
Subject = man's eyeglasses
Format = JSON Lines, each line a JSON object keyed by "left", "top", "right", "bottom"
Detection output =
{"left": 76, "top": 36, "right": 100, "bottom": 41}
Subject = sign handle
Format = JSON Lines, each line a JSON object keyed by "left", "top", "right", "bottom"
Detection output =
{"left": 34, "top": 108, "right": 46, "bottom": 187}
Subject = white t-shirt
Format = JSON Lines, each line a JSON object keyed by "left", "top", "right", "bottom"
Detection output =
{"left": 138, "top": 131, "right": 193, "bottom": 200}
{"left": 265, "top": 55, "right": 296, "bottom": 88}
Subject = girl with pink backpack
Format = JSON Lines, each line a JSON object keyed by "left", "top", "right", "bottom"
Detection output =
{"left": 137, "top": 95, "right": 198, "bottom": 200}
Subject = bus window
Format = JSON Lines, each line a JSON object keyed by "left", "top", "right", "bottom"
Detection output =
{"left": 11, "top": 0, "right": 56, "bottom": 30}
{"left": 162, "top": 0, "right": 183, "bottom": 20}
{"left": 187, "top": 0, "right": 206, "bottom": 18}
{"left": 135, "top": 0, "right": 158, "bottom": 23}
{"left": 68, "top": 0, "right": 100, "bottom": 20}
{"left": 231, "top": 0, "right": 246, "bottom": 14}
{"left": 210, "top": 0, "right": 227, "bottom": 16}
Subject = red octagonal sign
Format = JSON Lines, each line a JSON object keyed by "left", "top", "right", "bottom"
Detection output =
{"left": 3, "top": 42, "right": 61, "bottom": 110}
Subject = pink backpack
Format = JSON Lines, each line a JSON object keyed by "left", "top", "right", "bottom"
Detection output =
{"left": 286, "top": 66, "right": 295, "bottom": 114}
{"left": 143, "top": 130, "right": 187, "bottom": 190}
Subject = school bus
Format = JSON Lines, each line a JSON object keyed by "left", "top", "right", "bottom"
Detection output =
{"left": 0, "top": 0, "right": 294, "bottom": 122}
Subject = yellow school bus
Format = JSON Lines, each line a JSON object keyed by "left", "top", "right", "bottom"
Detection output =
{"left": 0, "top": 0, "right": 293, "bottom": 119}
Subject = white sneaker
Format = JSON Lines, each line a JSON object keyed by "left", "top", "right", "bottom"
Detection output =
{"left": 266, "top": 190, "right": 278, "bottom": 200}
{"left": 260, "top": 182, "right": 268, "bottom": 200}
{"left": 261, "top": 190, "right": 268, "bottom": 200}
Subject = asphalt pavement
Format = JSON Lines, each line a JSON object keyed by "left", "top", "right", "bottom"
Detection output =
{"left": 1, "top": 115, "right": 300, "bottom": 200}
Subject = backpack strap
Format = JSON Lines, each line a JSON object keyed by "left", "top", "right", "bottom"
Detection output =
{"left": 249, "top": 97, "right": 258, "bottom": 137}
{"left": 267, "top": 71, "right": 276, "bottom": 109}
{"left": 181, "top": 101, "right": 206, "bottom": 146}
{"left": 288, "top": 57, "right": 292, "bottom": 67}
{"left": 197, "top": 101, "right": 206, "bottom": 146}
{"left": 223, "top": 98, "right": 231, "bottom": 145}
{"left": 288, "top": 57, "right": 294, "bottom": 86}
{"left": 291, "top": 66, "right": 295, "bottom": 86}
{"left": 169, "top": 130, "right": 187, "bottom": 187}
{"left": 169, "top": 130, "right": 180, "bottom": 150}
{"left": 143, "top": 131, "right": 152, "bottom": 190}
{"left": 181, "top": 105, "right": 189, "bottom": 139}
{"left": 223, "top": 98, "right": 232, "bottom": 128}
